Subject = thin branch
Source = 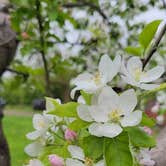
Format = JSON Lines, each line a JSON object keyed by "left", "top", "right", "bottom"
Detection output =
{"left": 6, "top": 68, "right": 29, "bottom": 78}
{"left": 62, "top": 1, "right": 110, "bottom": 25}
{"left": 143, "top": 20, "right": 166, "bottom": 69}
{"left": 35, "top": 0, "right": 51, "bottom": 96}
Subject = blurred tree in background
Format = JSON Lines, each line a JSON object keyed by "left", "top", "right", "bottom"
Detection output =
{"left": 0, "top": 0, "right": 165, "bottom": 105}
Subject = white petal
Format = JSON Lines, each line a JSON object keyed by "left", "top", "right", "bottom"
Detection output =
{"left": 71, "top": 73, "right": 93, "bottom": 85}
{"left": 24, "top": 142, "right": 43, "bottom": 157}
{"left": 77, "top": 104, "right": 93, "bottom": 122}
{"left": 33, "top": 114, "right": 48, "bottom": 130}
{"left": 89, "top": 123, "right": 122, "bottom": 138}
{"left": 121, "top": 75, "right": 138, "bottom": 86}
{"left": 66, "top": 31, "right": 80, "bottom": 44}
{"left": 140, "top": 83, "right": 159, "bottom": 90}
{"left": 140, "top": 66, "right": 165, "bottom": 83}
{"left": 127, "top": 57, "right": 142, "bottom": 75}
{"left": 119, "top": 89, "right": 137, "bottom": 115}
{"left": 66, "top": 158, "right": 84, "bottom": 166}
{"left": 68, "top": 145, "right": 85, "bottom": 161}
{"left": 26, "top": 130, "right": 43, "bottom": 140}
{"left": 88, "top": 123, "right": 104, "bottom": 137}
{"left": 98, "top": 86, "right": 119, "bottom": 110}
{"left": 120, "top": 111, "right": 142, "bottom": 127}
{"left": 95, "top": 160, "right": 105, "bottom": 166}
{"left": 89, "top": 105, "right": 109, "bottom": 123}
{"left": 71, "top": 73, "right": 98, "bottom": 93}
{"left": 99, "top": 55, "right": 121, "bottom": 82}
{"left": 99, "top": 123, "right": 123, "bottom": 138}
{"left": 28, "top": 159, "right": 44, "bottom": 166}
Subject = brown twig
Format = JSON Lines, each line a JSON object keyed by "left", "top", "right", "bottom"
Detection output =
{"left": 35, "top": 0, "right": 51, "bottom": 96}
{"left": 62, "top": 1, "right": 110, "bottom": 25}
{"left": 143, "top": 20, "right": 166, "bottom": 70}
{"left": 6, "top": 68, "right": 29, "bottom": 78}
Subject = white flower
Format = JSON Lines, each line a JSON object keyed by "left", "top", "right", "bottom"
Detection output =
{"left": 26, "top": 114, "right": 50, "bottom": 140}
{"left": 24, "top": 141, "right": 44, "bottom": 157}
{"left": 66, "top": 145, "right": 105, "bottom": 166}
{"left": 25, "top": 159, "right": 44, "bottom": 166}
{"left": 49, "top": 21, "right": 64, "bottom": 41}
{"left": 121, "top": 57, "right": 164, "bottom": 90}
{"left": 138, "top": 149, "right": 155, "bottom": 166}
{"left": 56, "top": 43, "right": 83, "bottom": 60}
{"left": 71, "top": 54, "right": 121, "bottom": 98}
{"left": 156, "top": 115, "right": 164, "bottom": 125}
{"left": 77, "top": 86, "right": 142, "bottom": 138}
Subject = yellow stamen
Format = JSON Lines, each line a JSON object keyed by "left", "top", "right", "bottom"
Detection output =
{"left": 109, "top": 110, "right": 122, "bottom": 123}
{"left": 85, "top": 157, "right": 93, "bottom": 166}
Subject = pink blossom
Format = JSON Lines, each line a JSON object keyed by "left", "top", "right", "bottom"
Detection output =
{"left": 143, "top": 126, "right": 153, "bottom": 135}
{"left": 49, "top": 155, "right": 64, "bottom": 166}
{"left": 64, "top": 129, "right": 77, "bottom": 141}
{"left": 140, "top": 158, "right": 155, "bottom": 166}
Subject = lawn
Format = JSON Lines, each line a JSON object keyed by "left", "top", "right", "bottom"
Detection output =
{"left": 3, "top": 115, "right": 33, "bottom": 166}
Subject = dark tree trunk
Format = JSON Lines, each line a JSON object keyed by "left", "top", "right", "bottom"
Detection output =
{"left": 0, "top": 109, "right": 10, "bottom": 166}
{"left": 0, "top": 12, "right": 17, "bottom": 166}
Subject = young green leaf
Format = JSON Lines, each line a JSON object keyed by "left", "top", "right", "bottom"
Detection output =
{"left": 49, "top": 102, "right": 79, "bottom": 117}
{"left": 139, "top": 20, "right": 161, "bottom": 49}
{"left": 80, "top": 90, "right": 92, "bottom": 105}
{"left": 140, "top": 112, "right": 155, "bottom": 127}
{"left": 104, "top": 132, "right": 133, "bottom": 166}
{"left": 125, "top": 46, "right": 143, "bottom": 56}
{"left": 126, "top": 127, "right": 156, "bottom": 148}
{"left": 82, "top": 136, "right": 103, "bottom": 160}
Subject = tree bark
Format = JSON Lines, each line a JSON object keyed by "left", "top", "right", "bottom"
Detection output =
{"left": 0, "top": 109, "right": 10, "bottom": 166}
{"left": 0, "top": 11, "right": 17, "bottom": 166}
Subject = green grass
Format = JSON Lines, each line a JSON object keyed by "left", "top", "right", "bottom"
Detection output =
{"left": 3, "top": 115, "right": 33, "bottom": 166}
{"left": 5, "top": 105, "right": 35, "bottom": 112}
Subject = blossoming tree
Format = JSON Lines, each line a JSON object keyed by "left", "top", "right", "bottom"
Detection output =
{"left": 24, "top": 19, "right": 166, "bottom": 166}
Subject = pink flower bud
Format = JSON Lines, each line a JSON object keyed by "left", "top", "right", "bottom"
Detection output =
{"left": 64, "top": 129, "right": 77, "bottom": 141}
{"left": 49, "top": 155, "right": 64, "bottom": 166}
{"left": 143, "top": 126, "right": 153, "bottom": 135}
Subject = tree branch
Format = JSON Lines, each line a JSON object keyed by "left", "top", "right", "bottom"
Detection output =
{"left": 62, "top": 1, "right": 110, "bottom": 25}
{"left": 35, "top": 0, "right": 51, "bottom": 96}
{"left": 6, "top": 68, "right": 29, "bottom": 79}
{"left": 143, "top": 20, "right": 166, "bottom": 69}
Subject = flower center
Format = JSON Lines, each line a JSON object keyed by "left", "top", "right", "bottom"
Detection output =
{"left": 93, "top": 72, "right": 101, "bottom": 85}
{"left": 38, "top": 120, "right": 47, "bottom": 128}
{"left": 85, "top": 157, "right": 93, "bottom": 166}
{"left": 109, "top": 109, "right": 122, "bottom": 123}
{"left": 134, "top": 68, "right": 142, "bottom": 81}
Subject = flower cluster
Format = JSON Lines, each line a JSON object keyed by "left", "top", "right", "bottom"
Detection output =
{"left": 25, "top": 55, "right": 164, "bottom": 166}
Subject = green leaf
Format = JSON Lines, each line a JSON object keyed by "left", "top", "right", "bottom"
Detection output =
{"left": 82, "top": 136, "right": 103, "bottom": 160}
{"left": 126, "top": 127, "right": 156, "bottom": 148}
{"left": 125, "top": 46, "right": 143, "bottom": 56}
{"left": 139, "top": 20, "right": 161, "bottom": 49}
{"left": 49, "top": 102, "right": 79, "bottom": 117}
{"left": 104, "top": 132, "right": 133, "bottom": 166}
{"left": 69, "top": 118, "right": 90, "bottom": 131}
{"left": 140, "top": 112, "right": 155, "bottom": 127}
{"left": 80, "top": 91, "right": 92, "bottom": 105}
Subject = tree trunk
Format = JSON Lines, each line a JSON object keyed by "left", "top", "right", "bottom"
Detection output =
{"left": 0, "top": 11, "right": 17, "bottom": 166}
{"left": 0, "top": 109, "right": 10, "bottom": 166}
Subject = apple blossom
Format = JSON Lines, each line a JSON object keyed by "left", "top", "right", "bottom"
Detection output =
{"left": 138, "top": 149, "right": 155, "bottom": 166}
{"left": 49, "top": 154, "right": 65, "bottom": 166}
{"left": 121, "top": 56, "right": 164, "bottom": 90}
{"left": 77, "top": 86, "right": 142, "bottom": 138}
{"left": 26, "top": 114, "right": 50, "bottom": 140}
{"left": 66, "top": 145, "right": 105, "bottom": 166}
{"left": 71, "top": 54, "right": 121, "bottom": 98}
{"left": 142, "top": 126, "right": 153, "bottom": 135}
{"left": 24, "top": 141, "right": 44, "bottom": 157}
{"left": 64, "top": 129, "right": 77, "bottom": 141}
{"left": 25, "top": 159, "right": 44, "bottom": 166}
